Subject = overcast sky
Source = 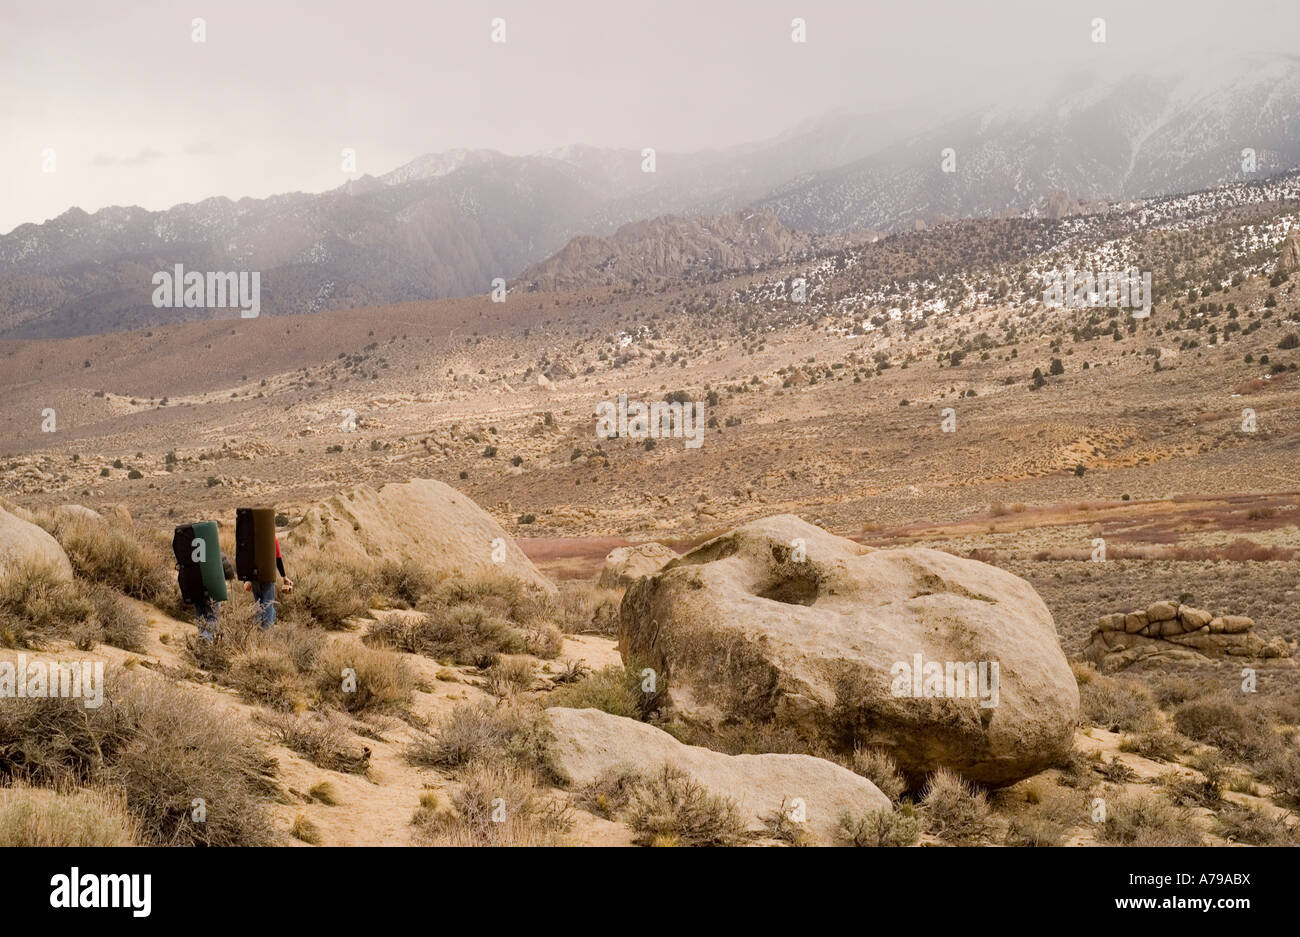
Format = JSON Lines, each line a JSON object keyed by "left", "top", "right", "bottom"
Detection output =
{"left": 1, "top": 0, "right": 1296, "bottom": 233}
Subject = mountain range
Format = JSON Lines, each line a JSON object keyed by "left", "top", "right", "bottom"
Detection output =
{"left": 3, "top": 54, "right": 1299, "bottom": 339}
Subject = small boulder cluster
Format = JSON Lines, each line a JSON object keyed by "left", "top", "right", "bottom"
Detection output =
{"left": 1084, "top": 600, "right": 1292, "bottom": 672}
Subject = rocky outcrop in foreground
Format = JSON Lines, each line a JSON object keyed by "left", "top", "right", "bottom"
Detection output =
{"left": 284, "top": 478, "right": 554, "bottom": 593}
{"left": 0, "top": 503, "right": 72, "bottom": 579}
{"left": 1083, "top": 601, "right": 1292, "bottom": 672}
{"left": 619, "top": 515, "right": 1078, "bottom": 786}
{"left": 547, "top": 707, "right": 889, "bottom": 844}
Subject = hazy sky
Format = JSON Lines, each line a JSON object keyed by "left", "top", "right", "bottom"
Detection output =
{"left": 2, "top": 0, "right": 1296, "bottom": 233}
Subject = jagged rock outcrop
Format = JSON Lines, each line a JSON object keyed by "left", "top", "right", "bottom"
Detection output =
{"left": 1083, "top": 601, "right": 1292, "bottom": 672}
{"left": 515, "top": 211, "right": 818, "bottom": 292}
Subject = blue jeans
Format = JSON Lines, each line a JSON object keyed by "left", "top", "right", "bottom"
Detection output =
{"left": 252, "top": 581, "right": 277, "bottom": 628}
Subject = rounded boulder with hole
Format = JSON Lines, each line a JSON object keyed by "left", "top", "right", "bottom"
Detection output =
{"left": 619, "top": 515, "right": 1077, "bottom": 785}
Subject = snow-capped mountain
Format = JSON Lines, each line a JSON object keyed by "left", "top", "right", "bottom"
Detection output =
{"left": 3, "top": 55, "right": 1299, "bottom": 339}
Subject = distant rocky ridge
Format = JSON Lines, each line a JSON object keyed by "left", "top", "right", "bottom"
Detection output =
{"left": 514, "top": 211, "right": 826, "bottom": 292}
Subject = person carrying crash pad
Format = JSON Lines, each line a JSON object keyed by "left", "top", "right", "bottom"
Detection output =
{"left": 172, "top": 520, "right": 234, "bottom": 641}
{"left": 235, "top": 507, "right": 294, "bottom": 628}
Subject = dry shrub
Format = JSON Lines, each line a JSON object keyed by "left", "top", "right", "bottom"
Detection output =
{"left": 410, "top": 702, "right": 560, "bottom": 781}
{"left": 1149, "top": 673, "right": 1220, "bottom": 709}
{"left": 312, "top": 641, "right": 414, "bottom": 715}
{"left": 368, "top": 605, "right": 524, "bottom": 667}
{"left": 485, "top": 655, "right": 536, "bottom": 697}
{"left": 1257, "top": 746, "right": 1300, "bottom": 807}
{"left": 851, "top": 747, "right": 908, "bottom": 802}
{"left": 1077, "top": 668, "right": 1157, "bottom": 733}
{"left": 625, "top": 765, "right": 747, "bottom": 847}
{"left": 839, "top": 805, "right": 922, "bottom": 846}
{"left": 1099, "top": 791, "right": 1203, "bottom": 846}
{"left": 1172, "top": 694, "right": 1273, "bottom": 761}
{"left": 1119, "top": 729, "right": 1188, "bottom": 762}
{"left": 546, "top": 665, "right": 649, "bottom": 720}
{"left": 419, "top": 573, "right": 553, "bottom": 627}
{"left": 0, "top": 669, "right": 277, "bottom": 845}
{"left": 1167, "top": 539, "right": 1296, "bottom": 562}
{"left": 86, "top": 583, "right": 147, "bottom": 651}
{"left": 373, "top": 559, "right": 437, "bottom": 609}
{"left": 261, "top": 711, "right": 370, "bottom": 774}
{"left": 412, "top": 760, "right": 571, "bottom": 847}
{"left": 576, "top": 768, "right": 639, "bottom": 820}
{"left": 554, "top": 582, "right": 621, "bottom": 635}
{"left": 45, "top": 515, "right": 172, "bottom": 601}
{"left": 226, "top": 623, "right": 325, "bottom": 711}
{"left": 1213, "top": 803, "right": 1299, "bottom": 845}
{"left": 0, "top": 560, "right": 92, "bottom": 647}
{"left": 0, "top": 783, "right": 137, "bottom": 846}
{"left": 1004, "top": 787, "right": 1087, "bottom": 847}
{"left": 291, "top": 814, "right": 321, "bottom": 844}
{"left": 920, "top": 768, "right": 995, "bottom": 844}
{"left": 280, "top": 556, "right": 371, "bottom": 629}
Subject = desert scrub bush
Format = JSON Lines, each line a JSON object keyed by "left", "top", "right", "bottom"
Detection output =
{"left": 546, "top": 665, "right": 644, "bottom": 719}
{"left": 412, "top": 761, "right": 571, "bottom": 847}
{"left": 309, "top": 780, "right": 340, "bottom": 805}
{"left": 850, "top": 747, "right": 907, "bottom": 802}
{"left": 0, "top": 669, "right": 277, "bottom": 845}
{"left": 44, "top": 515, "right": 171, "bottom": 601}
{"left": 1054, "top": 750, "right": 1102, "bottom": 790}
{"left": 920, "top": 768, "right": 995, "bottom": 844}
{"left": 1172, "top": 694, "right": 1273, "bottom": 761}
{"left": 1076, "top": 669, "right": 1157, "bottom": 732}
{"left": 1159, "top": 770, "right": 1222, "bottom": 808}
{"left": 312, "top": 641, "right": 414, "bottom": 715}
{"left": 576, "top": 768, "right": 639, "bottom": 820}
{"left": 1256, "top": 746, "right": 1300, "bottom": 807}
{"left": 553, "top": 582, "right": 621, "bottom": 635}
{"left": 838, "top": 806, "right": 921, "bottom": 847}
{"left": 0, "top": 784, "right": 137, "bottom": 847}
{"left": 291, "top": 814, "right": 322, "bottom": 844}
{"left": 280, "top": 558, "right": 371, "bottom": 629}
{"left": 418, "top": 573, "right": 553, "bottom": 626}
{"left": 625, "top": 765, "right": 747, "bottom": 847}
{"left": 1098, "top": 791, "right": 1203, "bottom": 846}
{"left": 225, "top": 624, "right": 324, "bottom": 710}
{"left": 367, "top": 605, "right": 531, "bottom": 668}
{"left": 1119, "top": 729, "right": 1188, "bottom": 762}
{"left": 1003, "top": 787, "right": 1087, "bottom": 847}
{"left": 0, "top": 560, "right": 92, "bottom": 647}
{"left": 1150, "top": 673, "right": 1220, "bottom": 709}
{"left": 409, "top": 702, "right": 562, "bottom": 782}
{"left": 485, "top": 655, "right": 536, "bottom": 697}
{"left": 1213, "top": 803, "right": 1300, "bottom": 845}
{"left": 761, "top": 801, "right": 813, "bottom": 846}
{"left": 373, "top": 558, "right": 437, "bottom": 608}
{"left": 85, "top": 583, "right": 146, "bottom": 652}
{"left": 260, "top": 711, "right": 371, "bottom": 775}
